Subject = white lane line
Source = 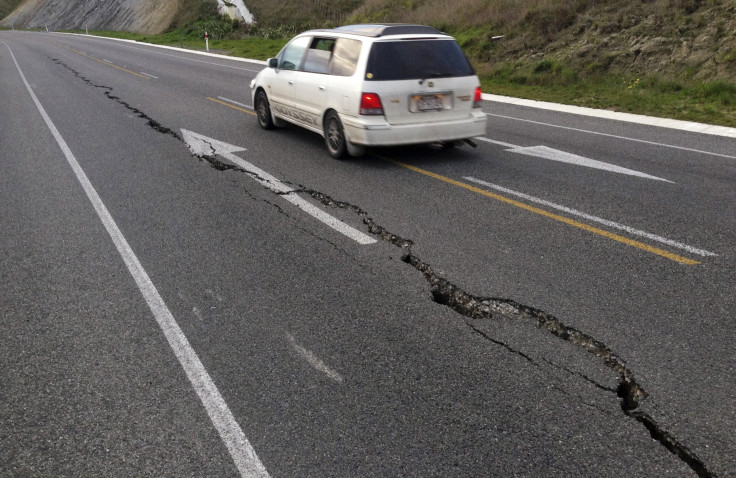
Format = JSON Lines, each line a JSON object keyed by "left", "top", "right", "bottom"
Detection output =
{"left": 3, "top": 41, "right": 270, "bottom": 478}
{"left": 218, "top": 96, "right": 253, "bottom": 109}
{"left": 286, "top": 333, "right": 344, "bottom": 383}
{"left": 463, "top": 176, "right": 717, "bottom": 257}
{"left": 485, "top": 113, "right": 736, "bottom": 160}
{"left": 102, "top": 59, "right": 112, "bottom": 63}
{"left": 140, "top": 72, "right": 159, "bottom": 79}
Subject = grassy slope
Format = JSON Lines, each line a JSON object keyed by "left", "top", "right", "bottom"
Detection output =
{"left": 0, "top": 0, "right": 23, "bottom": 20}
{"left": 15, "top": 0, "right": 735, "bottom": 126}
{"left": 172, "top": 0, "right": 736, "bottom": 126}
{"left": 349, "top": 0, "right": 736, "bottom": 126}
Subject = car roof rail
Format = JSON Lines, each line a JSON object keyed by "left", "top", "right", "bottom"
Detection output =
{"left": 332, "top": 24, "right": 446, "bottom": 37}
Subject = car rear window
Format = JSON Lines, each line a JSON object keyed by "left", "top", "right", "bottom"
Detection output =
{"left": 365, "top": 39, "right": 475, "bottom": 81}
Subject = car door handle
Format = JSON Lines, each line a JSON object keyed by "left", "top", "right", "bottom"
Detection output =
{"left": 288, "top": 80, "right": 295, "bottom": 85}
{"left": 318, "top": 85, "right": 326, "bottom": 90}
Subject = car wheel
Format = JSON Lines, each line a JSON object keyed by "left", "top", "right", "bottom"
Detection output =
{"left": 255, "top": 90, "right": 274, "bottom": 130}
{"left": 324, "top": 111, "right": 347, "bottom": 159}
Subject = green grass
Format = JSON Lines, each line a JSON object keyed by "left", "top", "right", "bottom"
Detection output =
{"left": 0, "top": 0, "right": 23, "bottom": 20}
{"left": 65, "top": 30, "right": 736, "bottom": 128}
{"left": 479, "top": 60, "right": 736, "bottom": 127}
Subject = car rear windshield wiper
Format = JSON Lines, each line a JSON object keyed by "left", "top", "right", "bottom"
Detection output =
{"left": 419, "top": 72, "right": 455, "bottom": 84}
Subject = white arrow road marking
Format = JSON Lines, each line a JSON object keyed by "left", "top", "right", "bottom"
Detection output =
{"left": 477, "top": 137, "right": 673, "bottom": 183}
{"left": 464, "top": 176, "right": 716, "bottom": 257}
{"left": 4, "top": 41, "right": 269, "bottom": 478}
{"left": 181, "top": 130, "right": 376, "bottom": 245}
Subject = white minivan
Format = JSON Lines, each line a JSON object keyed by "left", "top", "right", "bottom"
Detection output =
{"left": 250, "top": 24, "right": 488, "bottom": 158}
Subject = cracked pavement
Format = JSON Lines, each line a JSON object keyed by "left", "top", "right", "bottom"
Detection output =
{"left": 45, "top": 42, "right": 730, "bottom": 477}
{"left": 2, "top": 31, "right": 734, "bottom": 477}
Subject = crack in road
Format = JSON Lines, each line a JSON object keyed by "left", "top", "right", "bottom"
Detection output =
{"left": 302, "top": 188, "right": 717, "bottom": 478}
{"left": 52, "top": 59, "right": 182, "bottom": 142}
{"left": 52, "top": 57, "right": 716, "bottom": 477}
{"left": 53, "top": 58, "right": 367, "bottom": 265}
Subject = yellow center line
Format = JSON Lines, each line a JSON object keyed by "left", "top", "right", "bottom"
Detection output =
{"left": 383, "top": 157, "right": 700, "bottom": 265}
{"left": 206, "top": 97, "right": 257, "bottom": 116}
{"left": 65, "top": 47, "right": 150, "bottom": 79}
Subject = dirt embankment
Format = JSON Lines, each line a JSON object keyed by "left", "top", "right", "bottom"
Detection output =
{"left": 531, "top": 1, "right": 736, "bottom": 81}
{"left": 0, "top": 0, "right": 179, "bottom": 34}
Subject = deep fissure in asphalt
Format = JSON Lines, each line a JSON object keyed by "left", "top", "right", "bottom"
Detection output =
{"left": 303, "top": 189, "right": 716, "bottom": 478}
{"left": 53, "top": 56, "right": 716, "bottom": 477}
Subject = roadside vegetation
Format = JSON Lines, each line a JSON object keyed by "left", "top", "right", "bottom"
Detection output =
{"left": 0, "top": 0, "right": 22, "bottom": 21}
{"left": 32, "top": 0, "right": 736, "bottom": 126}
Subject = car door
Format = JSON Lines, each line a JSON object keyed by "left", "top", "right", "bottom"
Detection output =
{"left": 268, "top": 35, "right": 311, "bottom": 119}
{"left": 293, "top": 37, "right": 336, "bottom": 130}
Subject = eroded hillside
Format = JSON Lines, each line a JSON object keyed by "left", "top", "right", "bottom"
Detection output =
{"left": 3, "top": 0, "right": 735, "bottom": 81}
{"left": 0, "top": 0, "right": 179, "bottom": 34}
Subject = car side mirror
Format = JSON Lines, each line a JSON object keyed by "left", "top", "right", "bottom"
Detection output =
{"left": 268, "top": 58, "right": 278, "bottom": 68}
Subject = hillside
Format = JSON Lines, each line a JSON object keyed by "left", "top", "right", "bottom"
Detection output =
{"left": 0, "top": 0, "right": 179, "bottom": 34}
{"left": 4, "top": 0, "right": 733, "bottom": 83}
{"left": 2, "top": 0, "right": 734, "bottom": 126}
{"left": 0, "top": 0, "right": 22, "bottom": 20}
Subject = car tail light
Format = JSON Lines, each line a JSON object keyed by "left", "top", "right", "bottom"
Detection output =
{"left": 473, "top": 87, "right": 482, "bottom": 108}
{"left": 360, "top": 93, "right": 384, "bottom": 115}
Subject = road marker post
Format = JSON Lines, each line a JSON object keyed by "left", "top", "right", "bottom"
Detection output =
{"left": 205, "top": 31, "right": 209, "bottom": 52}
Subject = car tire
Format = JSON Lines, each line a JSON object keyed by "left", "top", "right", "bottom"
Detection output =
{"left": 255, "top": 90, "right": 274, "bottom": 130}
{"left": 324, "top": 111, "right": 347, "bottom": 159}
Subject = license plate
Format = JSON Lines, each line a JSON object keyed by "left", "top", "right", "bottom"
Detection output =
{"left": 411, "top": 94, "right": 448, "bottom": 112}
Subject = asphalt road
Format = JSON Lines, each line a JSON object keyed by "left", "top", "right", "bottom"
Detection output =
{"left": 1, "top": 31, "right": 734, "bottom": 477}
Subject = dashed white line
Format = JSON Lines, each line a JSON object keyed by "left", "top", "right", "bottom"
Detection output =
{"left": 464, "top": 176, "right": 717, "bottom": 257}
{"left": 140, "top": 72, "right": 159, "bottom": 79}
{"left": 286, "top": 333, "right": 344, "bottom": 383}
{"left": 218, "top": 96, "right": 252, "bottom": 109}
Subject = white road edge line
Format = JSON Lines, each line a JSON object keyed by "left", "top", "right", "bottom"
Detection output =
{"left": 2, "top": 41, "right": 270, "bottom": 478}
{"left": 286, "top": 333, "right": 344, "bottom": 383}
{"left": 463, "top": 176, "right": 717, "bottom": 258}
{"left": 218, "top": 96, "right": 253, "bottom": 109}
{"left": 56, "top": 32, "right": 265, "bottom": 72}
{"left": 482, "top": 93, "right": 736, "bottom": 139}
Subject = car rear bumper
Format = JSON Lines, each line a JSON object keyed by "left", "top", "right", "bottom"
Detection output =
{"left": 342, "top": 112, "right": 488, "bottom": 146}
